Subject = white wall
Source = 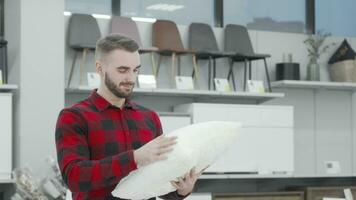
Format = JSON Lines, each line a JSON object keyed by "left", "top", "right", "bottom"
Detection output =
{"left": 5, "top": 0, "right": 65, "bottom": 177}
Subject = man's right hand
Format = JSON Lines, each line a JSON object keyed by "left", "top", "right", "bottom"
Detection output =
{"left": 133, "top": 135, "right": 177, "bottom": 167}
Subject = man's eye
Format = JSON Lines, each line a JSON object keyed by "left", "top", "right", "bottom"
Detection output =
{"left": 118, "top": 69, "right": 127, "bottom": 73}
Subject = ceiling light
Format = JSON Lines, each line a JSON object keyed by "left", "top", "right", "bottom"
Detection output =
{"left": 131, "top": 17, "right": 157, "bottom": 23}
{"left": 91, "top": 14, "right": 111, "bottom": 19}
{"left": 146, "top": 4, "right": 184, "bottom": 12}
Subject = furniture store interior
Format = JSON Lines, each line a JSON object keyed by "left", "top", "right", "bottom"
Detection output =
{"left": 1, "top": 0, "right": 356, "bottom": 199}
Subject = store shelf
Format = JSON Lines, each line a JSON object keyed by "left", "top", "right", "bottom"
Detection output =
{"left": 0, "top": 84, "right": 19, "bottom": 91}
{"left": 66, "top": 86, "right": 285, "bottom": 103}
{"left": 199, "top": 173, "right": 356, "bottom": 180}
{"left": 272, "top": 80, "right": 356, "bottom": 91}
{"left": 0, "top": 179, "right": 15, "bottom": 184}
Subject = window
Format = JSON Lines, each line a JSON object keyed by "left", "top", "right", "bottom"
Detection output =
{"left": 120, "top": 0, "right": 214, "bottom": 25}
{"left": 224, "top": 0, "right": 306, "bottom": 33}
{"left": 316, "top": 0, "right": 356, "bottom": 37}
{"left": 65, "top": 0, "right": 112, "bottom": 15}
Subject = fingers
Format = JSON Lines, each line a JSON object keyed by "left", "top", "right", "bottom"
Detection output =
{"left": 170, "top": 181, "right": 180, "bottom": 189}
{"left": 190, "top": 167, "right": 196, "bottom": 177}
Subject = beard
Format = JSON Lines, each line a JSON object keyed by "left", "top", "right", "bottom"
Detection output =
{"left": 104, "top": 72, "right": 135, "bottom": 98}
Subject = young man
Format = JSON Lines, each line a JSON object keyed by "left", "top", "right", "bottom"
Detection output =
{"left": 55, "top": 34, "right": 199, "bottom": 200}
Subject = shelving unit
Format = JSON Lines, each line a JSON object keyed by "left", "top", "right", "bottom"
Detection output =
{"left": 66, "top": 86, "right": 285, "bottom": 103}
{"left": 0, "top": 85, "right": 17, "bottom": 184}
{"left": 0, "top": 84, "right": 18, "bottom": 91}
{"left": 272, "top": 80, "right": 356, "bottom": 91}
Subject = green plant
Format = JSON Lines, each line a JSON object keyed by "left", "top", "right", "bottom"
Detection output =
{"left": 304, "top": 30, "right": 335, "bottom": 63}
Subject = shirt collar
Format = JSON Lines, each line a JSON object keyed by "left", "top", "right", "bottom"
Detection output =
{"left": 89, "top": 90, "right": 136, "bottom": 111}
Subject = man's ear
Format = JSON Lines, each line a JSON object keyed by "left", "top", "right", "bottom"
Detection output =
{"left": 95, "top": 61, "right": 103, "bottom": 76}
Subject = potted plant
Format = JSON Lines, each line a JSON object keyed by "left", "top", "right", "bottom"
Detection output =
{"left": 304, "top": 30, "right": 335, "bottom": 81}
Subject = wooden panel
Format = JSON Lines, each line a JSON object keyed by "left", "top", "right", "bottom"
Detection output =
{"left": 304, "top": 186, "right": 356, "bottom": 200}
{"left": 213, "top": 192, "right": 304, "bottom": 200}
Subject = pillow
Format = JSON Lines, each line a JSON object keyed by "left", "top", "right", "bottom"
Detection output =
{"left": 112, "top": 121, "right": 241, "bottom": 199}
{"left": 328, "top": 39, "right": 356, "bottom": 64}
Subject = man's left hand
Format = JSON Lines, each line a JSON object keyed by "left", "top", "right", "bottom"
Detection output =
{"left": 170, "top": 167, "right": 203, "bottom": 196}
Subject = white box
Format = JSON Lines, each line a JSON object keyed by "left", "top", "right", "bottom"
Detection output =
{"left": 0, "top": 93, "right": 12, "bottom": 180}
{"left": 174, "top": 103, "right": 294, "bottom": 174}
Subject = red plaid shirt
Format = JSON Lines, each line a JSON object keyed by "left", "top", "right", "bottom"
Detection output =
{"left": 55, "top": 90, "right": 186, "bottom": 200}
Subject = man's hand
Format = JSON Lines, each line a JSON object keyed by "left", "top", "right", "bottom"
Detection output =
{"left": 134, "top": 135, "right": 177, "bottom": 167}
{"left": 171, "top": 167, "right": 205, "bottom": 196}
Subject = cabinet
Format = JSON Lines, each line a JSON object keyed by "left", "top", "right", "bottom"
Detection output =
{"left": 0, "top": 93, "right": 12, "bottom": 180}
{"left": 271, "top": 80, "right": 356, "bottom": 176}
{"left": 174, "top": 103, "right": 294, "bottom": 175}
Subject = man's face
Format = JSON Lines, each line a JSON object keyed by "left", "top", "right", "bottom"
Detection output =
{"left": 98, "top": 49, "right": 141, "bottom": 98}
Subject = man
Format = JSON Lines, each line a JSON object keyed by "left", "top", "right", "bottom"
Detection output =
{"left": 55, "top": 34, "right": 200, "bottom": 200}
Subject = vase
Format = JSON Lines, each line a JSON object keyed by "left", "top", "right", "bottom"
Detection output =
{"left": 306, "top": 60, "right": 320, "bottom": 81}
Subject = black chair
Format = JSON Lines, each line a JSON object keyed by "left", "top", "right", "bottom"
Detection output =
{"left": 189, "top": 23, "right": 233, "bottom": 90}
{"left": 67, "top": 14, "right": 101, "bottom": 87}
{"left": 225, "top": 24, "right": 272, "bottom": 92}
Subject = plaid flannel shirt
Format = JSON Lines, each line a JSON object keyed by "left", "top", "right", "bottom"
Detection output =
{"left": 55, "top": 90, "right": 186, "bottom": 200}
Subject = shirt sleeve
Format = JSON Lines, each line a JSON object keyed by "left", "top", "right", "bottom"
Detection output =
{"left": 152, "top": 112, "right": 191, "bottom": 200}
{"left": 55, "top": 109, "right": 137, "bottom": 193}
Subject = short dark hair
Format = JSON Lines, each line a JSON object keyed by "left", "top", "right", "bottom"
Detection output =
{"left": 95, "top": 33, "right": 139, "bottom": 61}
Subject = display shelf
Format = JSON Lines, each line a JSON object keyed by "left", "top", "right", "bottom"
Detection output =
{"left": 0, "top": 179, "right": 15, "bottom": 184}
{"left": 272, "top": 80, "right": 356, "bottom": 91}
{"left": 66, "top": 86, "right": 285, "bottom": 103}
{"left": 199, "top": 173, "right": 356, "bottom": 179}
{"left": 0, "top": 84, "right": 18, "bottom": 91}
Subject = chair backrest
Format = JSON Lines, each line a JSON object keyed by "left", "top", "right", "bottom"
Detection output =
{"left": 152, "top": 20, "right": 185, "bottom": 51}
{"left": 189, "top": 23, "right": 219, "bottom": 52}
{"left": 224, "top": 24, "right": 254, "bottom": 54}
{"left": 68, "top": 14, "right": 101, "bottom": 50}
{"left": 110, "top": 16, "right": 143, "bottom": 47}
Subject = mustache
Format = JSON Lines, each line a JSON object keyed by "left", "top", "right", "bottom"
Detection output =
{"left": 119, "top": 82, "right": 135, "bottom": 86}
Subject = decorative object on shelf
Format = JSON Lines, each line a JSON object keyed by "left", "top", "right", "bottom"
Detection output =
{"left": 138, "top": 74, "right": 157, "bottom": 89}
{"left": 246, "top": 80, "right": 265, "bottom": 93}
{"left": 11, "top": 167, "right": 49, "bottom": 200}
{"left": 276, "top": 53, "right": 300, "bottom": 81}
{"left": 11, "top": 157, "right": 68, "bottom": 200}
{"left": 175, "top": 76, "right": 194, "bottom": 90}
{"left": 214, "top": 78, "right": 231, "bottom": 92}
{"left": 0, "top": 70, "right": 2, "bottom": 85}
{"left": 304, "top": 30, "right": 335, "bottom": 81}
{"left": 328, "top": 39, "right": 356, "bottom": 82}
{"left": 0, "top": 38, "right": 8, "bottom": 84}
{"left": 87, "top": 72, "right": 100, "bottom": 88}
{"left": 276, "top": 62, "right": 300, "bottom": 81}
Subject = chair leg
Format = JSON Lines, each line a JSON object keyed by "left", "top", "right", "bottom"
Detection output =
{"left": 192, "top": 59, "right": 198, "bottom": 77}
{"left": 243, "top": 59, "right": 248, "bottom": 91}
{"left": 155, "top": 55, "right": 163, "bottom": 77}
{"left": 171, "top": 53, "right": 176, "bottom": 88}
{"left": 67, "top": 50, "right": 78, "bottom": 88}
{"left": 178, "top": 56, "right": 181, "bottom": 76}
{"left": 213, "top": 58, "right": 217, "bottom": 90}
{"left": 192, "top": 54, "right": 199, "bottom": 89}
{"left": 150, "top": 52, "right": 157, "bottom": 79}
{"left": 249, "top": 61, "right": 252, "bottom": 80}
{"left": 79, "top": 48, "right": 88, "bottom": 86}
{"left": 208, "top": 57, "right": 212, "bottom": 90}
{"left": 227, "top": 59, "right": 236, "bottom": 91}
{"left": 263, "top": 58, "right": 272, "bottom": 92}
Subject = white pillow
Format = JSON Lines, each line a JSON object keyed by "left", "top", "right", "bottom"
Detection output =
{"left": 112, "top": 121, "right": 241, "bottom": 199}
